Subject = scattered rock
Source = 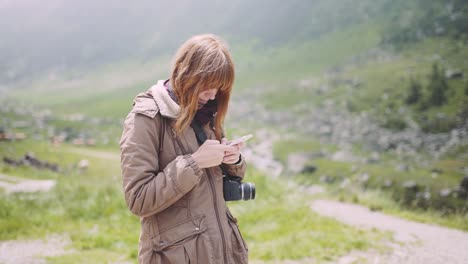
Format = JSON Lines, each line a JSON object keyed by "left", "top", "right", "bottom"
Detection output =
{"left": 287, "top": 153, "right": 310, "bottom": 174}
{"left": 331, "top": 150, "right": 356, "bottom": 163}
{"left": 395, "top": 164, "right": 409, "bottom": 172}
{"left": 302, "top": 165, "right": 317, "bottom": 174}
{"left": 357, "top": 173, "right": 370, "bottom": 184}
{"left": 77, "top": 159, "right": 89, "bottom": 174}
{"left": 365, "top": 152, "right": 380, "bottom": 163}
{"left": 72, "top": 138, "right": 96, "bottom": 146}
{"left": 0, "top": 131, "right": 27, "bottom": 141}
{"left": 383, "top": 179, "right": 393, "bottom": 188}
{"left": 287, "top": 152, "right": 323, "bottom": 175}
{"left": 298, "top": 79, "right": 313, "bottom": 88}
{"left": 439, "top": 188, "right": 452, "bottom": 197}
{"left": 463, "top": 167, "right": 468, "bottom": 176}
{"left": 320, "top": 175, "right": 335, "bottom": 184}
{"left": 417, "top": 191, "right": 431, "bottom": 201}
{"left": 403, "top": 181, "right": 419, "bottom": 191}
{"left": 3, "top": 153, "right": 60, "bottom": 172}
{"left": 445, "top": 69, "right": 463, "bottom": 79}
{"left": 340, "top": 178, "right": 351, "bottom": 189}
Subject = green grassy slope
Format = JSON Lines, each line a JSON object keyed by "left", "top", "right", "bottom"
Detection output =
{"left": 9, "top": 59, "right": 170, "bottom": 119}
{"left": 9, "top": 23, "right": 466, "bottom": 128}
{"left": 0, "top": 140, "right": 389, "bottom": 263}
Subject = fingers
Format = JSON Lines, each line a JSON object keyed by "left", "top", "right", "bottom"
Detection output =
{"left": 228, "top": 141, "right": 244, "bottom": 149}
{"left": 204, "top": 139, "right": 220, "bottom": 145}
{"left": 203, "top": 140, "right": 235, "bottom": 151}
{"left": 223, "top": 153, "right": 240, "bottom": 164}
{"left": 217, "top": 144, "right": 236, "bottom": 152}
{"left": 223, "top": 144, "right": 241, "bottom": 155}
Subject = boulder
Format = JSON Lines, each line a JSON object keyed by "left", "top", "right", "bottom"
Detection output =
{"left": 403, "top": 180, "right": 419, "bottom": 191}
{"left": 287, "top": 152, "right": 323, "bottom": 174}
{"left": 445, "top": 69, "right": 463, "bottom": 79}
{"left": 287, "top": 153, "right": 309, "bottom": 174}
{"left": 78, "top": 159, "right": 89, "bottom": 174}
{"left": 320, "top": 175, "right": 335, "bottom": 184}
{"left": 302, "top": 165, "right": 317, "bottom": 174}
{"left": 383, "top": 179, "right": 393, "bottom": 188}
{"left": 357, "top": 173, "right": 370, "bottom": 184}
{"left": 439, "top": 188, "right": 451, "bottom": 197}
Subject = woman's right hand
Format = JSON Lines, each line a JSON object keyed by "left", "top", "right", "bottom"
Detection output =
{"left": 191, "top": 140, "right": 236, "bottom": 169}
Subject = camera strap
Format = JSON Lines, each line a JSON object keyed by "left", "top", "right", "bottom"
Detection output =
{"left": 191, "top": 119, "right": 208, "bottom": 146}
{"left": 190, "top": 119, "right": 230, "bottom": 176}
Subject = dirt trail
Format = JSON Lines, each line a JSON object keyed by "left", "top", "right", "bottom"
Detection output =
{"left": 0, "top": 173, "right": 55, "bottom": 194}
{"left": 311, "top": 199, "right": 468, "bottom": 264}
{"left": 243, "top": 134, "right": 468, "bottom": 264}
{"left": 63, "top": 147, "right": 120, "bottom": 161}
{"left": 0, "top": 235, "right": 72, "bottom": 264}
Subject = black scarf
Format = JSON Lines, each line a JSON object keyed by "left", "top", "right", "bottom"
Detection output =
{"left": 164, "top": 79, "right": 217, "bottom": 125}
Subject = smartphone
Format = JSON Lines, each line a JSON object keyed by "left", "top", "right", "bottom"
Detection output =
{"left": 228, "top": 134, "right": 253, "bottom": 146}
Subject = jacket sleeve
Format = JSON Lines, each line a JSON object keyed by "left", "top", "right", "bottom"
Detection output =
{"left": 221, "top": 156, "right": 247, "bottom": 179}
{"left": 120, "top": 112, "right": 203, "bottom": 218}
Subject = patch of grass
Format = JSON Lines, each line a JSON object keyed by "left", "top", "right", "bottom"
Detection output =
{"left": 0, "top": 140, "right": 139, "bottom": 261}
{"left": 338, "top": 37, "right": 468, "bottom": 128}
{"left": 229, "top": 169, "right": 389, "bottom": 262}
{"left": 8, "top": 58, "right": 170, "bottom": 119}
{"left": 0, "top": 140, "right": 389, "bottom": 262}
{"left": 273, "top": 138, "right": 468, "bottom": 231}
{"left": 232, "top": 23, "right": 381, "bottom": 92}
{"left": 272, "top": 138, "right": 328, "bottom": 163}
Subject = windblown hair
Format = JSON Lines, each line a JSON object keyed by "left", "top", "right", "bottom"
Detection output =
{"left": 170, "top": 34, "right": 235, "bottom": 140}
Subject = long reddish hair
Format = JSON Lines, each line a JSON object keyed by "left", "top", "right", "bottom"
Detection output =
{"left": 170, "top": 34, "right": 235, "bottom": 140}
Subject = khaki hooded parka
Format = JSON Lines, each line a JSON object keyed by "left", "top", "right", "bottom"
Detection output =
{"left": 120, "top": 80, "right": 248, "bottom": 264}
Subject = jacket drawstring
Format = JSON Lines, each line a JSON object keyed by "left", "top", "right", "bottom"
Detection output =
{"left": 159, "top": 115, "right": 165, "bottom": 156}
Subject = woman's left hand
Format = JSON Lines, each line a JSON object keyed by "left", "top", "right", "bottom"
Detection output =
{"left": 221, "top": 138, "right": 243, "bottom": 164}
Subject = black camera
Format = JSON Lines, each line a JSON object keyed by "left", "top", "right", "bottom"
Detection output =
{"left": 223, "top": 175, "right": 256, "bottom": 201}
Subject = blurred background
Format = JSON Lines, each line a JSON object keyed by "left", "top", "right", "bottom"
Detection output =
{"left": 0, "top": 0, "right": 467, "bottom": 263}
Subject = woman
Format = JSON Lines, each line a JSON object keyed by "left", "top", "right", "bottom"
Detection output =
{"left": 120, "top": 34, "right": 249, "bottom": 264}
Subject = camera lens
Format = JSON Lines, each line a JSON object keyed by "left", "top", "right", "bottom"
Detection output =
{"left": 241, "top": 182, "right": 256, "bottom": 200}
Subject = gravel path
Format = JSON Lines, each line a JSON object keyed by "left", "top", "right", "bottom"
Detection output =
{"left": 243, "top": 132, "right": 468, "bottom": 263}
{"left": 0, "top": 234, "right": 72, "bottom": 264}
{"left": 0, "top": 173, "right": 55, "bottom": 194}
{"left": 311, "top": 199, "right": 468, "bottom": 264}
{"left": 63, "top": 147, "right": 120, "bottom": 161}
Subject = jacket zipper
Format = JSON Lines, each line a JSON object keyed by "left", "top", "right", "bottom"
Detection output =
{"left": 206, "top": 168, "right": 228, "bottom": 264}
{"left": 171, "top": 128, "right": 228, "bottom": 263}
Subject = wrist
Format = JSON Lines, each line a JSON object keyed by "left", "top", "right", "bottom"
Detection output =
{"left": 234, "top": 154, "right": 242, "bottom": 165}
{"left": 185, "top": 154, "right": 202, "bottom": 176}
{"left": 190, "top": 153, "right": 201, "bottom": 167}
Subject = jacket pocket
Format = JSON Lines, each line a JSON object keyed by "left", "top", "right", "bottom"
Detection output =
{"left": 152, "top": 214, "right": 207, "bottom": 263}
{"left": 226, "top": 209, "right": 248, "bottom": 263}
